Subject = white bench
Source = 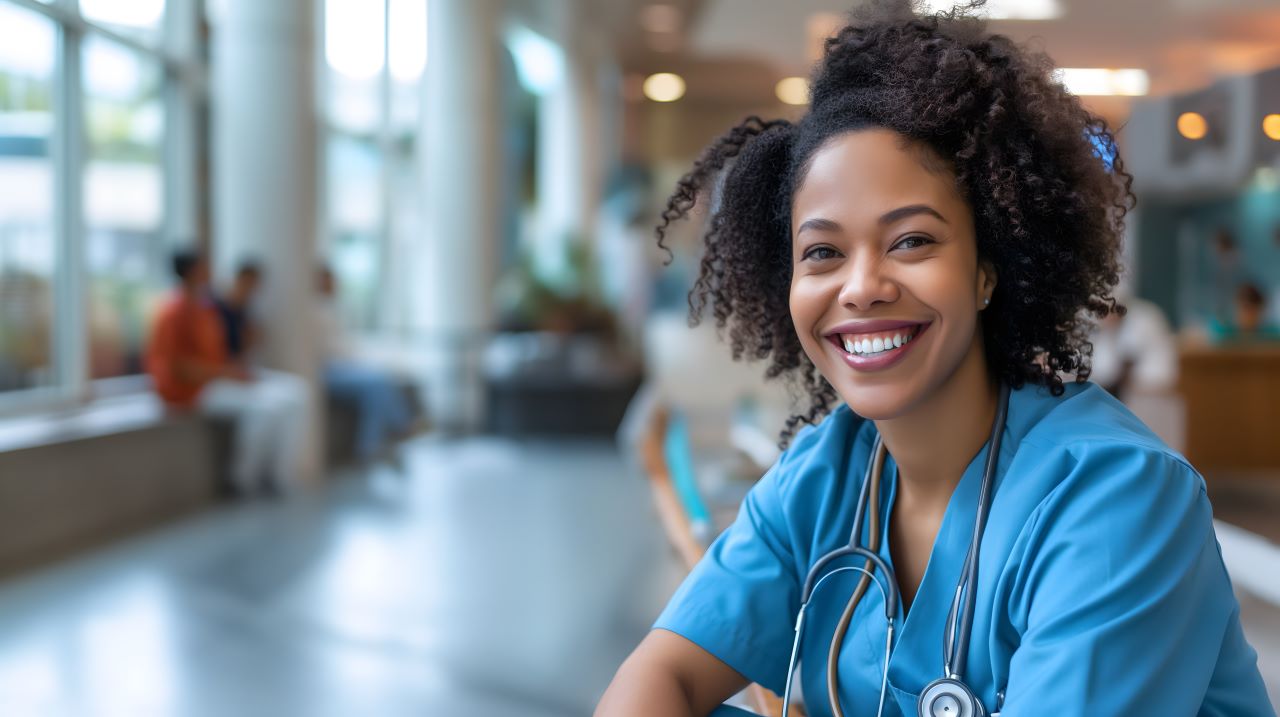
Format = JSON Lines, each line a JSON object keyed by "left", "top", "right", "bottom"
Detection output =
{"left": 0, "top": 394, "right": 224, "bottom": 577}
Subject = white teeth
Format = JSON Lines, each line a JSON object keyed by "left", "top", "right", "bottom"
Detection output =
{"left": 838, "top": 328, "right": 918, "bottom": 356}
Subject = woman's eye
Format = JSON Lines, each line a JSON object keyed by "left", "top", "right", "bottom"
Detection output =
{"left": 803, "top": 246, "right": 840, "bottom": 261}
{"left": 893, "top": 235, "right": 935, "bottom": 251}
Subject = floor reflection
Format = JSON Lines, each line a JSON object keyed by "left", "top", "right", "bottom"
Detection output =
{"left": 0, "top": 436, "right": 681, "bottom": 717}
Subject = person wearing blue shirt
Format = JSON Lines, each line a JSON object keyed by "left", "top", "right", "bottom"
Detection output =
{"left": 595, "top": 2, "right": 1274, "bottom": 715}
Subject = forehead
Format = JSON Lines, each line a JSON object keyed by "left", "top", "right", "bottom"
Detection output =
{"left": 791, "top": 129, "right": 968, "bottom": 229}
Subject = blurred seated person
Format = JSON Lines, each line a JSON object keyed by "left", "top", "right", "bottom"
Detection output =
{"left": 146, "top": 249, "right": 310, "bottom": 495}
{"left": 215, "top": 260, "right": 262, "bottom": 361}
{"left": 317, "top": 265, "right": 415, "bottom": 464}
{"left": 1089, "top": 294, "right": 1177, "bottom": 400}
{"left": 1208, "top": 282, "right": 1280, "bottom": 344}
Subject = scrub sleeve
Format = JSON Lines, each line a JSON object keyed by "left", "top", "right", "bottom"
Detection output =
{"left": 653, "top": 454, "right": 805, "bottom": 696}
{"left": 999, "top": 442, "right": 1275, "bottom": 716}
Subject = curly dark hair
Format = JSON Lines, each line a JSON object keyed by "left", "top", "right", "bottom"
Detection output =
{"left": 655, "top": 0, "right": 1134, "bottom": 445}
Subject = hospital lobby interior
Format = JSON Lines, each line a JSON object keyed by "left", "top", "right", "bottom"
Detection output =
{"left": 0, "top": 0, "right": 1278, "bottom": 714}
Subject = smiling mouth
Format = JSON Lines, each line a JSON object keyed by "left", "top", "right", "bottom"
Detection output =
{"left": 827, "top": 323, "right": 927, "bottom": 357}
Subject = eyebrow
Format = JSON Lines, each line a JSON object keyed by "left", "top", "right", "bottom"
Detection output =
{"left": 879, "top": 204, "right": 948, "bottom": 226}
{"left": 795, "top": 204, "right": 949, "bottom": 235}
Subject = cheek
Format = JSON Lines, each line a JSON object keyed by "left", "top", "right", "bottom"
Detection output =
{"left": 788, "top": 275, "right": 829, "bottom": 338}
{"left": 904, "top": 257, "right": 979, "bottom": 314}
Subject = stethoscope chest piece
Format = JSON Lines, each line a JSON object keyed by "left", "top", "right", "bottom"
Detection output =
{"left": 918, "top": 678, "right": 986, "bottom": 717}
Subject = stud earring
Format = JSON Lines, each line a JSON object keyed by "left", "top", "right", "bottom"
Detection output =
{"left": 983, "top": 297, "right": 991, "bottom": 306}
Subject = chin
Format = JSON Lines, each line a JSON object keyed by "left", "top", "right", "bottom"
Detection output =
{"left": 832, "top": 379, "right": 923, "bottom": 421}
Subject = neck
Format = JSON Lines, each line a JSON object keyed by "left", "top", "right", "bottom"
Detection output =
{"left": 872, "top": 337, "right": 998, "bottom": 508}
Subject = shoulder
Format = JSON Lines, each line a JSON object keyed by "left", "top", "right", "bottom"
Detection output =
{"left": 152, "top": 297, "right": 187, "bottom": 326}
{"left": 768, "top": 403, "right": 873, "bottom": 495}
{"left": 741, "top": 404, "right": 875, "bottom": 554}
{"left": 1013, "top": 381, "right": 1202, "bottom": 499}
{"left": 1002, "top": 384, "right": 1212, "bottom": 571}
{"left": 997, "top": 383, "right": 1212, "bottom": 573}
{"left": 1000, "top": 388, "right": 1227, "bottom": 629}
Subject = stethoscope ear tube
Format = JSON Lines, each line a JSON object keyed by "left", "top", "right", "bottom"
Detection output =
{"left": 783, "top": 562, "right": 896, "bottom": 717}
{"left": 945, "top": 382, "right": 1010, "bottom": 682}
{"left": 800, "top": 546, "right": 898, "bottom": 620}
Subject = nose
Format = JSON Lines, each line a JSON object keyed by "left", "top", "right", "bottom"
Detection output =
{"left": 836, "top": 253, "right": 899, "bottom": 310}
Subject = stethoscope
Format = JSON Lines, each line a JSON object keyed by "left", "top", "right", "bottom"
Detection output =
{"left": 781, "top": 383, "right": 1010, "bottom": 717}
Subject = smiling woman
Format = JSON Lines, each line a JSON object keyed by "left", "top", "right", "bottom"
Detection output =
{"left": 596, "top": 1, "right": 1276, "bottom": 717}
{"left": 788, "top": 129, "right": 991, "bottom": 422}
{"left": 655, "top": 7, "right": 1133, "bottom": 443}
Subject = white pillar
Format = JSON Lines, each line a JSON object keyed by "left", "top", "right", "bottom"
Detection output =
{"left": 534, "top": 2, "right": 604, "bottom": 286}
{"left": 417, "top": 0, "right": 503, "bottom": 431}
{"left": 211, "top": 0, "right": 322, "bottom": 482}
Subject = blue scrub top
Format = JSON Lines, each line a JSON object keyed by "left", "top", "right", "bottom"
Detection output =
{"left": 655, "top": 382, "right": 1275, "bottom": 716}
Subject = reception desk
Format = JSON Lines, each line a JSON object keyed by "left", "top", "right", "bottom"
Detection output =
{"left": 1179, "top": 344, "right": 1280, "bottom": 474}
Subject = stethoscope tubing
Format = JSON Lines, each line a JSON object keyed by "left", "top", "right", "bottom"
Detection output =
{"left": 783, "top": 564, "right": 895, "bottom": 717}
{"left": 947, "top": 383, "right": 1010, "bottom": 680}
{"left": 784, "top": 383, "right": 1010, "bottom": 716}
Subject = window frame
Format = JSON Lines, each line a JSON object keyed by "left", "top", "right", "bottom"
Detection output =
{"left": 0, "top": 0, "right": 207, "bottom": 415}
{"left": 318, "top": 0, "right": 424, "bottom": 335}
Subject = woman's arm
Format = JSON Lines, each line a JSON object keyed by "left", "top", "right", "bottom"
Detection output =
{"left": 596, "top": 630, "right": 750, "bottom": 717}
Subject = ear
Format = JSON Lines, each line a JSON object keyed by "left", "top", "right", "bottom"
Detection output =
{"left": 977, "top": 259, "right": 998, "bottom": 309}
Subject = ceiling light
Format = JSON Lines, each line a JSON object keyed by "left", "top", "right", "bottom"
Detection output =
{"left": 643, "top": 73, "right": 685, "bottom": 102}
{"left": 1054, "top": 68, "right": 1149, "bottom": 96}
{"left": 920, "top": 0, "right": 1062, "bottom": 20}
{"left": 1264, "top": 114, "right": 1280, "bottom": 141}
{"left": 1177, "top": 112, "right": 1208, "bottom": 141}
{"left": 776, "top": 77, "right": 808, "bottom": 106}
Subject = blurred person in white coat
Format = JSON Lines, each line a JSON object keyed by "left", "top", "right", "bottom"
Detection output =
{"left": 1090, "top": 293, "right": 1178, "bottom": 401}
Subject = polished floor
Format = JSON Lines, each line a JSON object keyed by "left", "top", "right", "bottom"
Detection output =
{"left": 0, "top": 436, "right": 1276, "bottom": 716}
{"left": 0, "top": 436, "right": 684, "bottom": 717}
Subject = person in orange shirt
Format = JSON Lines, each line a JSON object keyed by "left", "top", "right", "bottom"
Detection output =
{"left": 147, "top": 249, "right": 309, "bottom": 495}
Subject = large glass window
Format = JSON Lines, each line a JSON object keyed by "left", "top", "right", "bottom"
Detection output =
{"left": 325, "top": 135, "right": 383, "bottom": 328}
{"left": 82, "top": 36, "right": 165, "bottom": 380}
{"left": 0, "top": 4, "right": 57, "bottom": 394}
{"left": 321, "top": 0, "right": 424, "bottom": 332}
{"left": 80, "top": 0, "right": 167, "bottom": 47}
{"left": 0, "top": 0, "right": 202, "bottom": 407}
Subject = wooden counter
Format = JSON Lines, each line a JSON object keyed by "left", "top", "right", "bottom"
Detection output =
{"left": 1178, "top": 344, "right": 1280, "bottom": 473}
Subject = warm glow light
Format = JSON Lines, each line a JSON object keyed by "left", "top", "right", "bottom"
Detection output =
{"left": 1177, "top": 112, "right": 1208, "bottom": 140}
{"left": 1055, "top": 68, "right": 1149, "bottom": 96}
{"left": 1263, "top": 114, "right": 1280, "bottom": 141}
{"left": 643, "top": 72, "right": 685, "bottom": 102}
{"left": 776, "top": 77, "right": 808, "bottom": 106}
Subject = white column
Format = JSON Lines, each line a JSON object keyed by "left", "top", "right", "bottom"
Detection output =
{"left": 211, "top": 0, "right": 322, "bottom": 482}
{"left": 534, "top": 1, "right": 604, "bottom": 286}
{"left": 417, "top": 0, "right": 503, "bottom": 431}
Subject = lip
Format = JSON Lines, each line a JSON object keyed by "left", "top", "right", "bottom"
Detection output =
{"left": 823, "top": 319, "right": 926, "bottom": 337}
{"left": 827, "top": 321, "right": 932, "bottom": 372}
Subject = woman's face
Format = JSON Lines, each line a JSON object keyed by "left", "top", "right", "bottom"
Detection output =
{"left": 789, "top": 129, "right": 994, "bottom": 420}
